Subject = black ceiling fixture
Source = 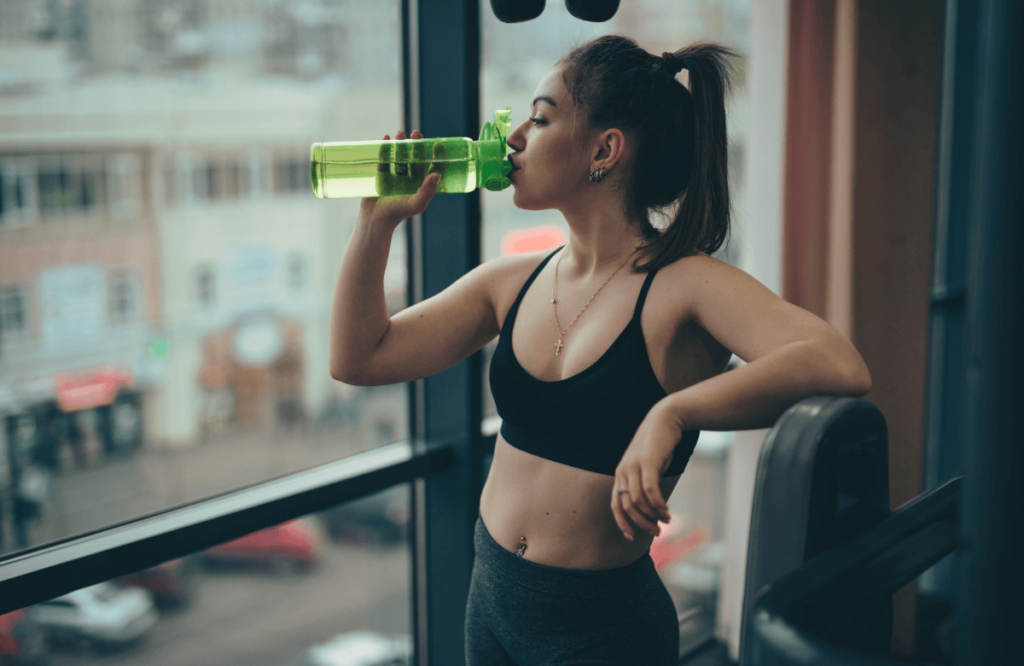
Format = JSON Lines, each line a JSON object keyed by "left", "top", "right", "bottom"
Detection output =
{"left": 490, "top": 0, "right": 620, "bottom": 24}
{"left": 566, "top": 0, "right": 620, "bottom": 22}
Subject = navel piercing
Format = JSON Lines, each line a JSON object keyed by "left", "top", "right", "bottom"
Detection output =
{"left": 517, "top": 536, "right": 527, "bottom": 557}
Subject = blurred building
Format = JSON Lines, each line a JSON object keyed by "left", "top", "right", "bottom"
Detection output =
{"left": 0, "top": 0, "right": 405, "bottom": 450}
{"left": 0, "top": 0, "right": 399, "bottom": 84}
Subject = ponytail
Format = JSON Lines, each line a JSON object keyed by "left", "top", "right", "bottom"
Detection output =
{"left": 559, "top": 37, "right": 738, "bottom": 272}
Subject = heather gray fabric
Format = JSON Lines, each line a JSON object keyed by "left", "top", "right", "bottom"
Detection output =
{"left": 465, "top": 516, "right": 679, "bottom": 666}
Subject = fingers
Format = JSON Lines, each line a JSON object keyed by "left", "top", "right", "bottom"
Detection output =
{"left": 610, "top": 489, "right": 634, "bottom": 542}
{"left": 624, "top": 469, "right": 661, "bottom": 537}
{"left": 410, "top": 139, "right": 427, "bottom": 182}
{"left": 377, "top": 135, "right": 390, "bottom": 173}
{"left": 394, "top": 131, "right": 409, "bottom": 178}
{"left": 429, "top": 141, "right": 447, "bottom": 184}
{"left": 640, "top": 466, "right": 672, "bottom": 523}
{"left": 405, "top": 171, "right": 440, "bottom": 216}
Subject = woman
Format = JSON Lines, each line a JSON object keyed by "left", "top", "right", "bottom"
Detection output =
{"left": 330, "top": 35, "right": 872, "bottom": 666}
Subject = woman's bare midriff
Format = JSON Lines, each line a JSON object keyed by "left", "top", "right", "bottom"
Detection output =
{"left": 479, "top": 434, "right": 682, "bottom": 571}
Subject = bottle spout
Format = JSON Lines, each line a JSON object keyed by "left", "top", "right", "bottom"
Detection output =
{"left": 477, "top": 107, "right": 513, "bottom": 192}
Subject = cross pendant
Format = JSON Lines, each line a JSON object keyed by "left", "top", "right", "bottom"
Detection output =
{"left": 554, "top": 338, "right": 563, "bottom": 356}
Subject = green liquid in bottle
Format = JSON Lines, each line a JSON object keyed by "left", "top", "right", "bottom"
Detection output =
{"left": 311, "top": 137, "right": 478, "bottom": 198}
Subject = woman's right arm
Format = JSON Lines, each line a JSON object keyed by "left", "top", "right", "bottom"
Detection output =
{"left": 329, "top": 129, "right": 504, "bottom": 386}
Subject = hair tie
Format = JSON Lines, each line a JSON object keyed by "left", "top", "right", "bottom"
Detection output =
{"left": 660, "top": 52, "right": 686, "bottom": 76}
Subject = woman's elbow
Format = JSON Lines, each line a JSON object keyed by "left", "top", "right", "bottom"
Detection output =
{"left": 847, "top": 360, "right": 872, "bottom": 397}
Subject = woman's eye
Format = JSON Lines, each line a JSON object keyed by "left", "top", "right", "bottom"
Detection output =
{"left": 529, "top": 117, "right": 547, "bottom": 126}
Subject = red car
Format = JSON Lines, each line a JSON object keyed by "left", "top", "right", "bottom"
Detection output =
{"left": 0, "top": 609, "right": 48, "bottom": 665}
{"left": 200, "top": 519, "right": 321, "bottom": 573}
{"left": 117, "top": 557, "right": 197, "bottom": 607}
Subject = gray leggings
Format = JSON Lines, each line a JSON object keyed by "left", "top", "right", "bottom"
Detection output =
{"left": 465, "top": 516, "right": 679, "bottom": 666}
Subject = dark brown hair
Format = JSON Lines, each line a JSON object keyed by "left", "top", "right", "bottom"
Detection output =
{"left": 558, "top": 35, "right": 738, "bottom": 272}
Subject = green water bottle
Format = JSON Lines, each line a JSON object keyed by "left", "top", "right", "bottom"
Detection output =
{"left": 311, "top": 108, "right": 514, "bottom": 198}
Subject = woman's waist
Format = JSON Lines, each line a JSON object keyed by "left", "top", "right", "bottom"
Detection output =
{"left": 479, "top": 438, "right": 655, "bottom": 570}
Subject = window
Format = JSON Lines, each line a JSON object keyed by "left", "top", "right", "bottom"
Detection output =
{"left": 241, "top": 150, "right": 271, "bottom": 198}
{"left": 195, "top": 265, "right": 216, "bottom": 310}
{"left": 36, "top": 159, "right": 71, "bottom": 217}
{"left": 107, "top": 153, "right": 142, "bottom": 219}
{"left": 176, "top": 153, "right": 204, "bottom": 204}
{"left": 480, "top": 0, "right": 751, "bottom": 655}
{"left": 0, "top": 0, "right": 403, "bottom": 555}
{"left": 110, "top": 273, "right": 140, "bottom": 325}
{"left": 275, "top": 158, "right": 308, "bottom": 194}
{"left": 19, "top": 489, "right": 413, "bottom": 665}
{"left": 1, "top": 159, "right": 37, "bottom": 225}
{"left": 0, "top": 285, "right": 27, "bottom": 340}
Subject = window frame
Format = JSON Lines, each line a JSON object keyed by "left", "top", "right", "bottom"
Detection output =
{"left": 0, "top": 440, "right": 459, "bottom": 614}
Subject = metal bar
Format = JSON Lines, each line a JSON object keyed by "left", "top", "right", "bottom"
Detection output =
{"left": 413, "top": 1, "right": 483, "bottom": 665}
{"left": 0, "top": 441, "right": 456, "bottom": 615}
{"left": 748, "top": 476, "right": 962, "bottom": 665}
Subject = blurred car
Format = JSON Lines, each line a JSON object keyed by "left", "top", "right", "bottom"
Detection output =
{"left": 0, "top": 609, "right": 48, "bottom": 665}
{"left": 317, "top": 484, "right": 411, "bottom": 546}
{"left": 32, "top": 582, "right": 157, "bottom": 649}
{"left": 649, "top": 522, "right": 710, "bottom": 570}
{"left": 200, "top": 519, "right": 321, "bottom": 572}
{"left": 117, "top": 557, "right": 197, "bottom": 608}
{"left": 297, "top": 631, "right": 412, "bottom": 666}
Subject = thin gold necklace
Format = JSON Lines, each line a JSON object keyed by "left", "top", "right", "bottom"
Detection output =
{"left": 550, "top": 244, "right": 646, "bottom": 357}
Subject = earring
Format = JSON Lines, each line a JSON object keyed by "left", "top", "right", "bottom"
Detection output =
{"left": 588, "top": 167, "right": 606, "bottom": 183}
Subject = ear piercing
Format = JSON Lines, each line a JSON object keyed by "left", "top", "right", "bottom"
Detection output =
{"left": 589, "top": 167, "right": 606, "bottom": 183}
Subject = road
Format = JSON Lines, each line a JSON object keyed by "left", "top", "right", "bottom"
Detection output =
{"left": 3, "top": 385, "right": 408, "bottom": 552}
{"left": 47, "top": 530, "right": 412, "bottom": 666}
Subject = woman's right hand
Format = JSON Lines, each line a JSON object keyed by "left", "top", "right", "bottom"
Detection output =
{"left": 360, "top": 129, "right": 443, "bottom": 228}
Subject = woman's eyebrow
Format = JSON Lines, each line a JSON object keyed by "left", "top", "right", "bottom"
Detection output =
{"left": 531, "top": 95, "right": 558, "bottom": 109}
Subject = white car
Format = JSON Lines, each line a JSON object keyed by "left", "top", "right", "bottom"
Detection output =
{"left": 298, "top": 631, "right": 413, "bottom": 666}
{"left": 32, "top": 582, "right": 158, "bottom": 648}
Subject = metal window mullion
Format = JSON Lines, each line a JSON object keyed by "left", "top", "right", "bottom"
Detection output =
{"left": 407, "top": 1, "right": 483, "bottom": 665}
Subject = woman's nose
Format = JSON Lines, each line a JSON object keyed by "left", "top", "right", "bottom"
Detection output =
{"left": 507, "top": 121, "right": 529, "bottom": 149}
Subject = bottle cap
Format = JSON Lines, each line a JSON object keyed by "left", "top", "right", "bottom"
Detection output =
{"left": 476, "top": 108, "right": 514, "bottom": 192}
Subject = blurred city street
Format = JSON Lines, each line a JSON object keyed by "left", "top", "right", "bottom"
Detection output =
{"left": 46, "top": 539, "right": 410, "bottom": 666}
{"left": 3, "top": 384, "right": 407, "bottom": 553}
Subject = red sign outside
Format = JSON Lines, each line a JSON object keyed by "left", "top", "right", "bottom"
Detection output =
{"left": 55, "top": 368, "right": 135, "bottom": 413}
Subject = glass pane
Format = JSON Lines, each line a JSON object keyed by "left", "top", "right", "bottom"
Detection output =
{"left": 480, "top": 0, "right": 750, "bottom": 653}
{"left": 0, "top": 2, "right": 406, "bottom": 556}
{"left": 1, "top": 485, "right": 412, "bottom": 665}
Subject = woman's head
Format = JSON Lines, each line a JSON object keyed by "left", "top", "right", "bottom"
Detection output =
{"left": 508, "top": 35, "right": 738, "bottom": 272}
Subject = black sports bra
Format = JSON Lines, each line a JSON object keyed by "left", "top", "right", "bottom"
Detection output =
{"left": 488, "top": 245, "right": 700, "bottom": 477}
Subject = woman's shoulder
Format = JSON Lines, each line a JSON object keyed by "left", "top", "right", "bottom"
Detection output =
{"left": 484, "top": 247, "right": 561, "bottom": 314}
{"left": 638, "top": 248, "right": 716, "bottom": 278}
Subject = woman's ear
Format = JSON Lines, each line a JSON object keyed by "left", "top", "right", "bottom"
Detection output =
{"left": 592, "top": 128, "right": 627, "bottom": 170}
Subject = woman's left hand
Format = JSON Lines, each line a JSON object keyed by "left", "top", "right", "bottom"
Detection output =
{"left": 611, "top": 402, "right": 683, "bottom": 541}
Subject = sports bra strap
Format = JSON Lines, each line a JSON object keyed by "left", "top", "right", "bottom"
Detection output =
{"left": 632, "top": 268, "right": 659, "bottom": 321}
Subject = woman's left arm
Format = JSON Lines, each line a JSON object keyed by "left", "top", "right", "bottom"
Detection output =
{"left": 611, "top": 254, "right": 872, "bottom": 540}
{"left": 658, "top": 253, "right": 872, "bottom": 431}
